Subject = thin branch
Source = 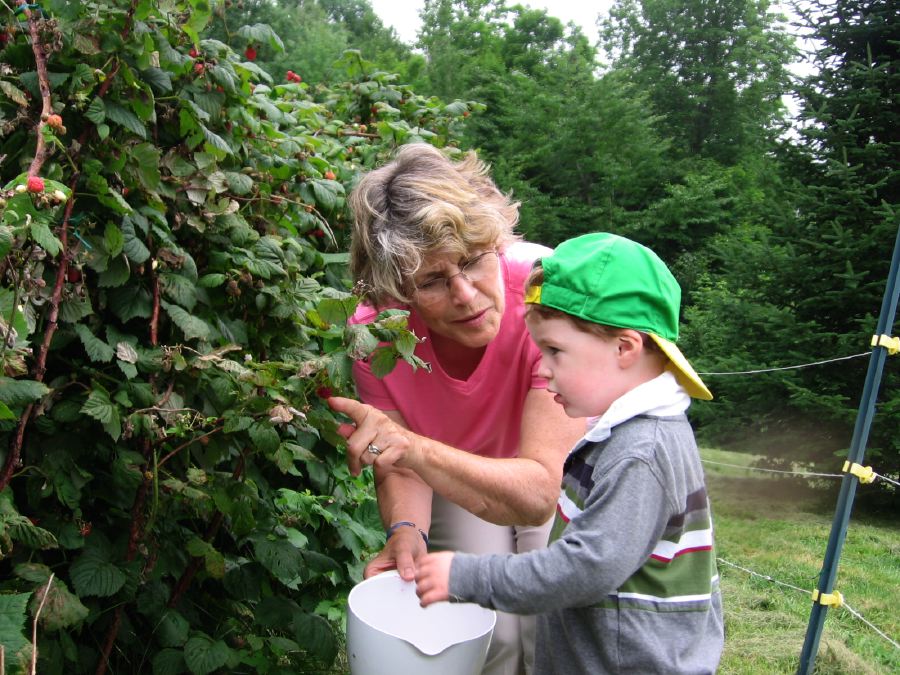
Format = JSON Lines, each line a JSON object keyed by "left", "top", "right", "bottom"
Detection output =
{"left": 30, "top": 573, "right": 54, "bottom": 675}
{"left": 23, "top": 5, "right": 52, "bottom": 177}
{"left": 156, "top": 426, "right": 224, "bottom": 469}
{"left": 0, "top": 187, "right": 76, "bottom": 492}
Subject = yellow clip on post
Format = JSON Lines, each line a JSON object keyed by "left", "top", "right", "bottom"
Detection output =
{"left": 812, "top": 589, "right": 844, "bottom": 608}
{"left": 871, "top": 334, "right": 900, "bottom": 355}
{"left": 842, "top": 461, "right": 876, "bottom": 484}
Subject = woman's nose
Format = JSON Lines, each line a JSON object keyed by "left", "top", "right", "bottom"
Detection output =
{"left": 447, "top": 273, "right": 478, "bottom": 304}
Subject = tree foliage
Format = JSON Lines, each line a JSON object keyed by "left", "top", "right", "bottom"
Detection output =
{"left": 601, "top": 0, "right": 795, "bottom": 164}
{"left": 682, "top": 0, "right": 899, "bottom": 500}
{"left": 0, "top": 1, "right": 471, "bottom": 672}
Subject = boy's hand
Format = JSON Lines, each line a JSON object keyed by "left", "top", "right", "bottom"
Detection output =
{"left": 414, "top": 551, "right": 455, "bottom": 607}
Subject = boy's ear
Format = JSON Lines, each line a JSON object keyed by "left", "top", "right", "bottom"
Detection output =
{"left": 616, "top": 330, "right": 644, "bottom": 366}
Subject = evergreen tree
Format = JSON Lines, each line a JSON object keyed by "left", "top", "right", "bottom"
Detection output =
{"left": 601, "top": 0, "right": 794, "bottom": 164}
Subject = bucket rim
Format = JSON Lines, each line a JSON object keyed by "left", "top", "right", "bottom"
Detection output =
{"left": 347, "top": 570, "right": 497, "bottom": 656}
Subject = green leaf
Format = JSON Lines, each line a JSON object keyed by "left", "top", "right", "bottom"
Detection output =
{"left": 161, "top": 273, "right": 198, "bottom": 311}
{"left": 244, "top": 257, "right": 283, "bottom": 279}
{"left": 236, "top": 23, "right": 285, "bottom": 52}
{"left": 28, "top": 577, "right": 89, "bottom": 631}
{"left": 104, "top": 222, "right": 125, "bottom": 258}
{"left": 252, "top": 537, "right": 304, "bottom": 585}
{"left": 59, "top": 291, "right": 94, "bottom": 323}
{"left": 395, "top": 331, "right": 419, "bottom": 358}
{"left": 202, "top": 125, "right": 231, "bottom": 155}
{"left": 293, "top": 611, "right": 336, "bottom": 664}
{"left": 75, "top": 324, "right": 115, "bottom": 362}
{"left": 0, "top": 378, "right": 49, "bottom": 406}
{"left": 85, "top": 97, "right": 106, "bottom": 125}
{"left": 0, "top": 224, "right": 13, "bottom": 257}
{"left": 108, "top": 286, "right": 153, "bottom": 321}
{"left": 224, "top": 172, "right": 253, "bottom": 195}
{"left": 80, "top": 387, "right": 122, "bottom": 440}
{"left": 122, "top": 219, "right": 151, "bottom": 263}
{"left": 142, "top": 67, "right": 174, "bottom": 94}
{"left": 249, "top": 422, "right": 279, "bottom": 454}
{"left": 30, "top": 220, "right": 63, "bottom": 257}
{"left": 152, "top": 648, "right": 187, "bottom": 675}
{"left": 105, "top": 101, "right": 148, "bottom": 139}
{"left": 318, "top": 297, "right": 357, "bottom": 325}
{"left": 254, "top": 596, "right": 299, "bottom": 630}
{"left": 157, "top": 610, "right": 190, "bottom": 648}
{"left": 197, "top": 273, "right": 226, "bottom": 288}
{"left": 0, "top": 80, "right": 28, "bottom": 106}
{"left": 9, "top": 519, "right": 58, "bottom": 550}
{"left": 0, "top": 401, "right": 13, "bottom": 419}
{"left": 13, "top": 562, "right": 52, "bottom": 584}
{"left": 98, "top": 255, "right": 132, "bottom": 288}
{"left": 310, "top": 179, "right": 342, "bottom": 211}
{"left": 183, "top": 634, "right": 231, "bottom": 675}
{"left": 369, "top": 346, "right": 399, "bottom": 378}
{"left": 132, "top": 143, "right": 162, "bottom": 190}
{"left": 0, "top": 592, "right": 31, "bottom": 668}
{"left": 69, "top": 546, "right": 127, "bottom": 597}
{"left": 344, "top": 324, "right": 379, "bottom": 361}
{"left": 161, "top": 300, "right": 210, "bottom": 341}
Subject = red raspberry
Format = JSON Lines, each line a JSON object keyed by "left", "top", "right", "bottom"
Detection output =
{"left": 244, "top": 45, "right": 257, "bottom": 61}
{"left": 189, "top": 47, "right": 199, "bottom": 58}
{"left": 316, "top": 386, "right": 333, "bottom": 399}
{"left": 26, "top": 176, "right": 44, "bottom": 193}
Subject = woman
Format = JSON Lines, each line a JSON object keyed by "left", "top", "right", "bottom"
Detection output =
{"left": 329, "top": 144, "right": 584, "bottom": 675}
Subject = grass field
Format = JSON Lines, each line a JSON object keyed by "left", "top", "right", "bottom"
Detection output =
{"left": 704, "top": 447, "right": 900, "bottom": 674}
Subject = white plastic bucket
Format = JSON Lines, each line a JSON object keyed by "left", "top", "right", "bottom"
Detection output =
{"left": 346, "top": 570, "right": 496, "bottom": 675}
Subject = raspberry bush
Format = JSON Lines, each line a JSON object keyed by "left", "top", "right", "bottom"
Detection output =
{"left": 0, "top": 1, "right": 473, "bottom": 672}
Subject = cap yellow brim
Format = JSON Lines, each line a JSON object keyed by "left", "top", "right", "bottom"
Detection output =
{"left": 649, "top": 335, "right": 713, "bottom": 401}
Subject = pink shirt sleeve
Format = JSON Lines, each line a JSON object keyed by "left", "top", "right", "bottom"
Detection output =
{"left": 348, "top": 242, "right": 551, "bottom": 459}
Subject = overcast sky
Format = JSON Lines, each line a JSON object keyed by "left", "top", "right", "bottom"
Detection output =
{"left": 368, "top": 0, "right": 616, "bottom": 45}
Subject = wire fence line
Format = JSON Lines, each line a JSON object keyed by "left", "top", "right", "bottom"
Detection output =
{"left": 698, "top": 351, "right": 873, "bottom": 376}
{"left": 717, "top": 557, "right": 900, "bottom": 652}
{"left": 701, "top": 459, "right": 844, "bottom": 479}
{"left": 701, "top": 458, "right": 899, "bottom": 488}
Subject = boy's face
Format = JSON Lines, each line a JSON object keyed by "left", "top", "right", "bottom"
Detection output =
{"left": 526, "top": 314, "right": 631, "bottom": 419}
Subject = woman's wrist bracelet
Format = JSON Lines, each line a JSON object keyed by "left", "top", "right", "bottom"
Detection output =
{"left": 386, "top": 521, "right": 429, "bottom": 546}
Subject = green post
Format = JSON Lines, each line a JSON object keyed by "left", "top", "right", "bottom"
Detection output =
{"left": 797, "top": 223, "right": 900, "bottom": 674}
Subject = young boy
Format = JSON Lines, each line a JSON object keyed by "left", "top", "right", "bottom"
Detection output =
{"left": 415, "top": 232, "right": 724, "bottom": 674}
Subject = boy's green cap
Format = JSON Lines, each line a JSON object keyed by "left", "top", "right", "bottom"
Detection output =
{"left": 525, "top": 232, "right": 712, "bottom": 400}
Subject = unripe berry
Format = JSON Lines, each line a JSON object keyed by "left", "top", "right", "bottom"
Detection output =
{"left": 324, "top": 170, "right": 336, "bottom": 181}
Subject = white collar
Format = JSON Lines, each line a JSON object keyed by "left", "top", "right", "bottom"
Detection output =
{"left": 581, "top": 371, "right": 690, "bottom": 444}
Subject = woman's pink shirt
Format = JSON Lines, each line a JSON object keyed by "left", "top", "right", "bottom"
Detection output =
{"left": 349, "top": 242, "right": 550, "bottom": 459}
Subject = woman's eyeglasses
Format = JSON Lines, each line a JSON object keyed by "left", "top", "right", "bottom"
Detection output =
{"left": 413, "top": 251, "right": 499, "bottom": 305}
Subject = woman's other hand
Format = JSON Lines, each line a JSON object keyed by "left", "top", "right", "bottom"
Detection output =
{"left": 365, "top": 524, "right": 428, "bottom": 581}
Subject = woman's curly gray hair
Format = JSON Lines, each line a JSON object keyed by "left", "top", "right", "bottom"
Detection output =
{"left": 348, "top": 144, "right": 520, "bottom": 306}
